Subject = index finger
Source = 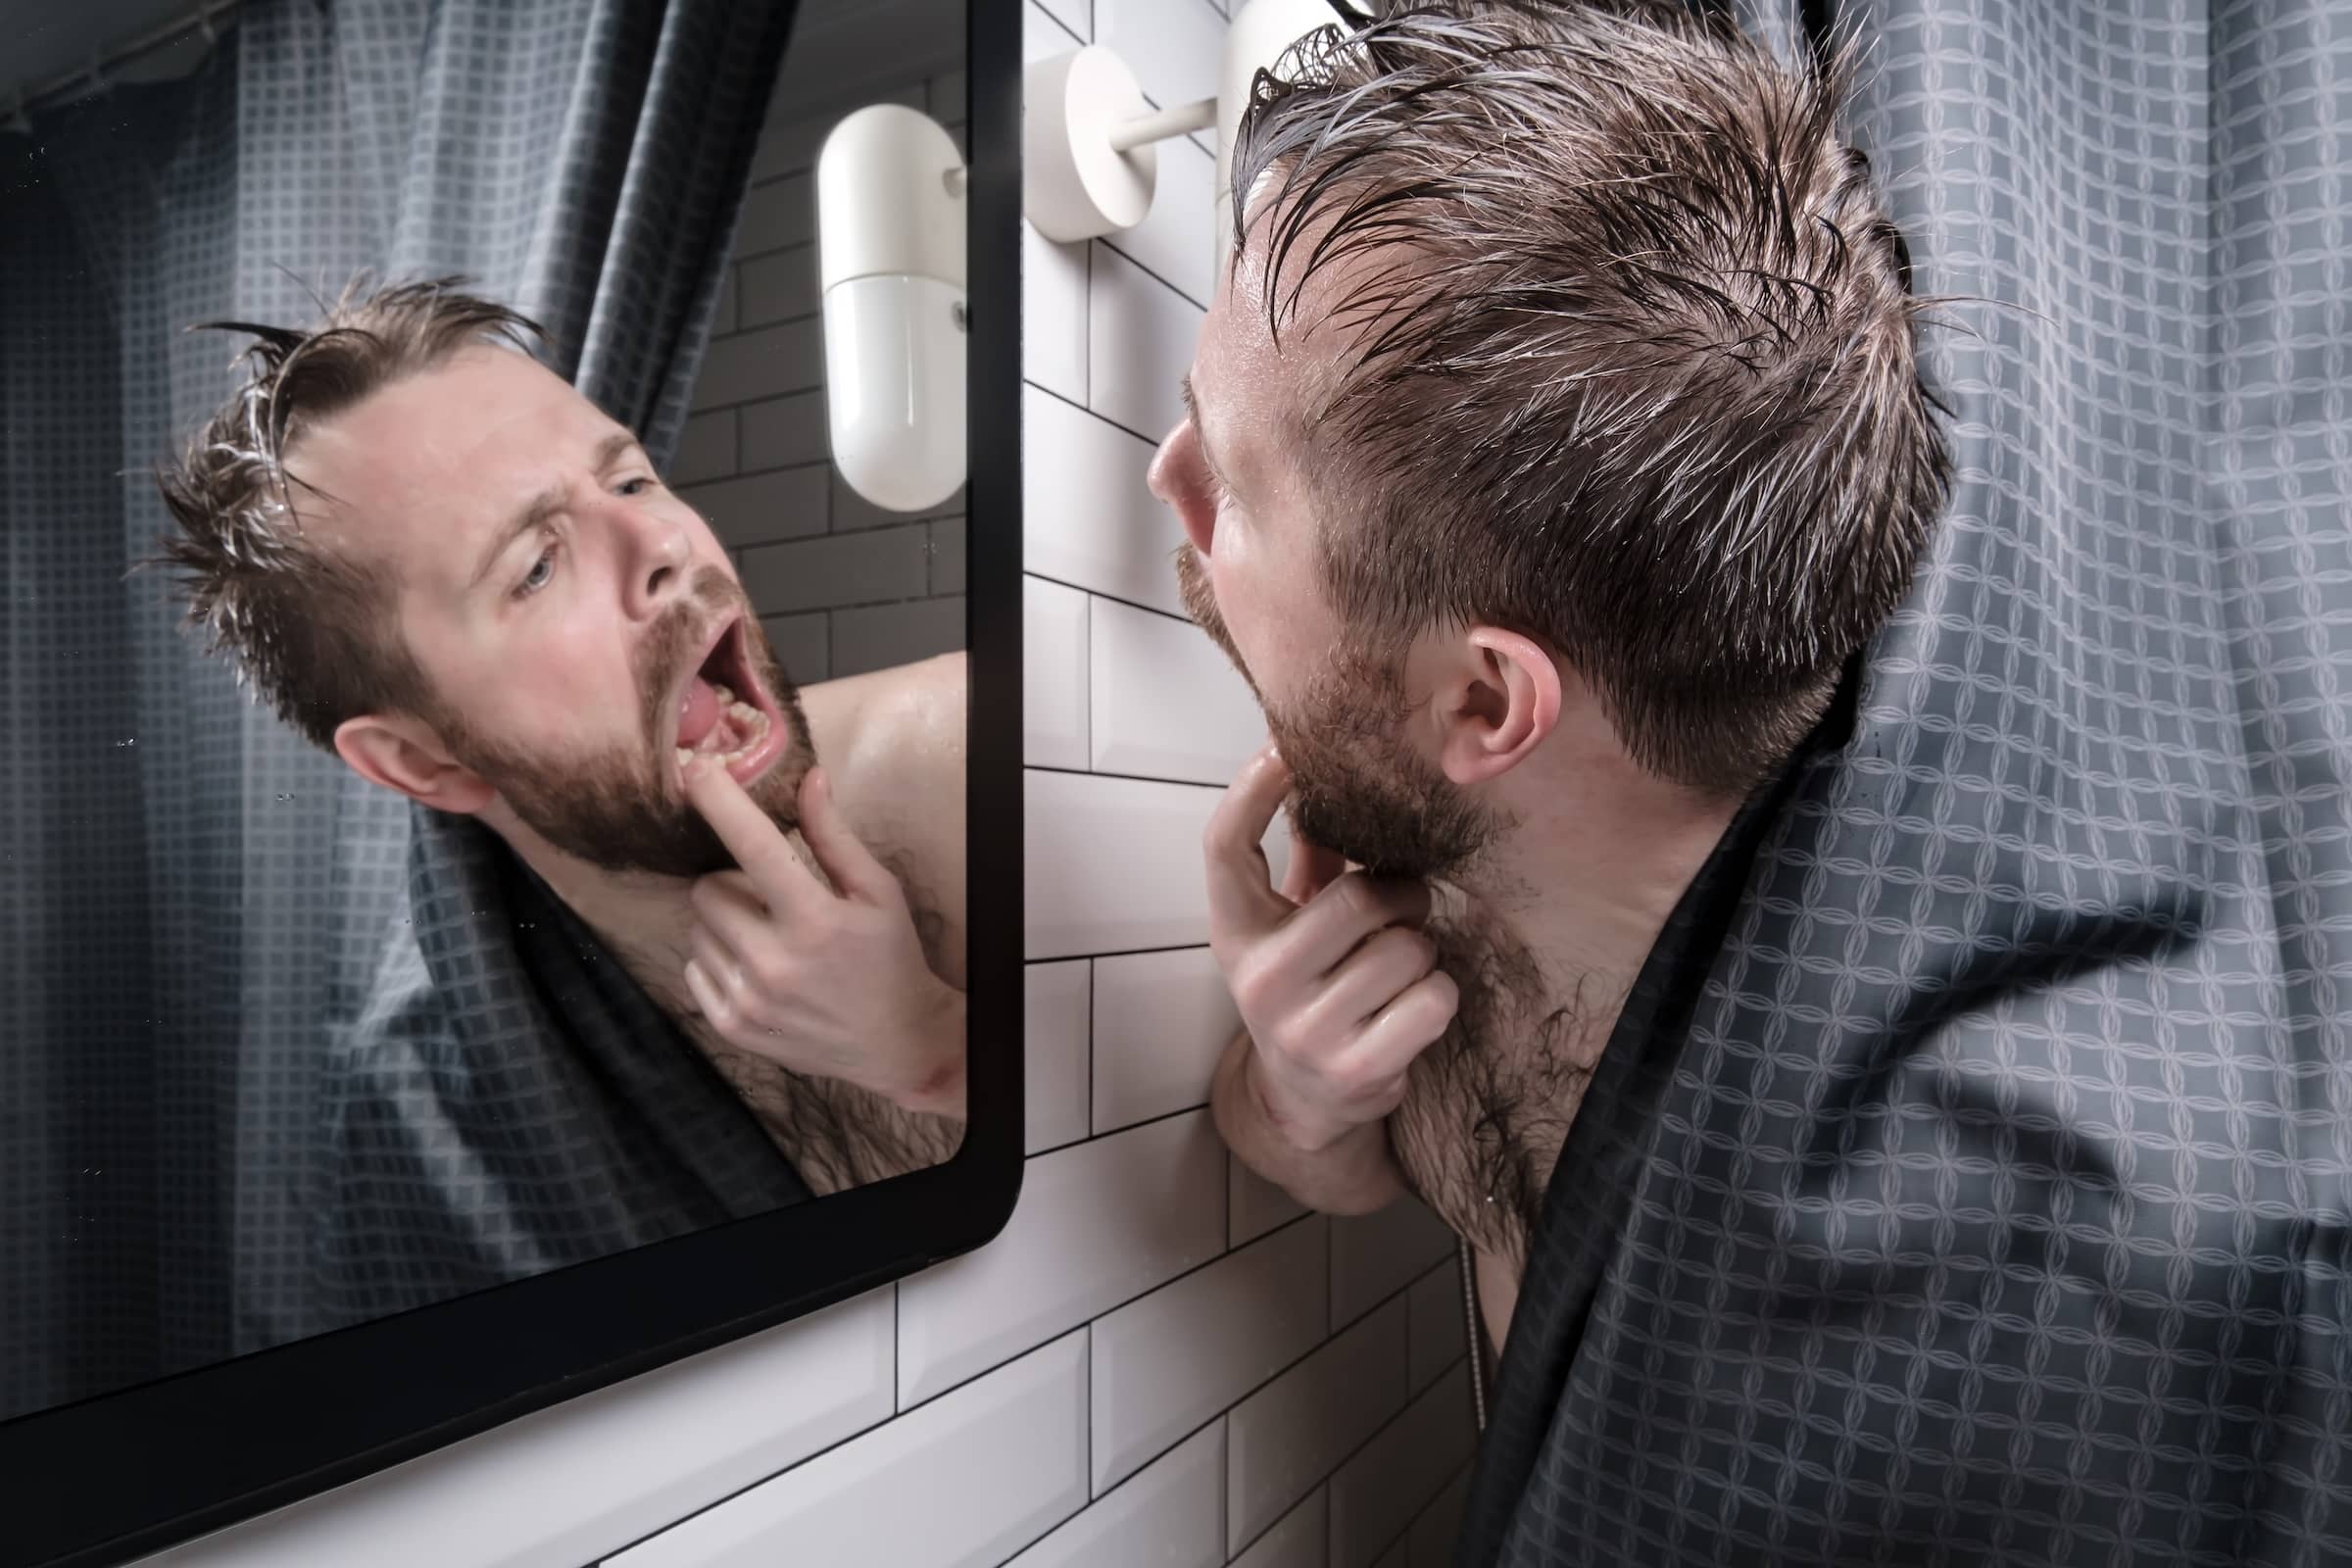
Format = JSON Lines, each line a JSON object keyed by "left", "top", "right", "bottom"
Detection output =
{"left": 1203, "top": 745, "right": 1296, "bottom": 940}
{"left": 685, "top": 759, "right": 823, "bottom": 907}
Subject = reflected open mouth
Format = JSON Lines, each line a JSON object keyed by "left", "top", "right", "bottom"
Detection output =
{"left": 668, "top": 615, "right": 787, "bottom": 790}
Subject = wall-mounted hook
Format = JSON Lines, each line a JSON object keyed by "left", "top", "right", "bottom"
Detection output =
{"left": 1021, "top": 0, "right": 1345, "bottom": 259}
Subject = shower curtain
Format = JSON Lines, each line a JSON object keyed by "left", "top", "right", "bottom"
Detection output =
{"left": 0, "top": 0, "right": 794, "bottom": 1422}
{"left": 1458, "top": 0, "right": 2352, "bottom": 1563}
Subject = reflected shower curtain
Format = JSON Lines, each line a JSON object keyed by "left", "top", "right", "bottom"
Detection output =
{"left": 0, "top": 0, "right": 794, "bottom": 1421}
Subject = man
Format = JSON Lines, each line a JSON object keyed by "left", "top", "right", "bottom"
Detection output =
{"left": 156, "top": 278, "right": 965, "bottom": 1325}
{"left": 1152, "top": 4, "right": 1947, "bottom": 1353}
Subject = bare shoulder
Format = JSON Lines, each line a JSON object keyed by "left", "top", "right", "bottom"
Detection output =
{"left": 800, "top": 652, "right": 967, "bottom": 957}
{"left": 804, "top": 651, "right": 966, "bottom": 807}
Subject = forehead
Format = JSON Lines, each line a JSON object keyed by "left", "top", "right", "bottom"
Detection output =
{"left": 286, "top": 345, "right": 611, "bottom": 573}
{"left": 1196, "top": 201, "right": 1373, "bottom": 439}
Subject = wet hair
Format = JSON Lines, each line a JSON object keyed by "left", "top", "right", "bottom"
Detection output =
{"left": 152, "top": 275, "right": 546, "bottom": 750}
{"left": 1231, "top": 0, "right": 1952, "bottom": 795}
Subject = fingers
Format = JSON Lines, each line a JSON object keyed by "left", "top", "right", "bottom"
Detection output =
{"left": 1278, "top": 833, "right": 1347, "bottom": 907}
{"left": 682, "top": 955, "right": 735, "bottom": 1033}
{"left": 689, "top": 869, "right": 769, "bottom": 955}
{"left": 1203, "top": 746, "right": 1298, "bottom": 943}
{"left": 685, "top": 759, "right": 821, "bottom": 910}
{"left": 1276, "top": 873, "right": 1434, "bottom": 979}
{"left": 795, "top": 766, "right": 900, "bottom": 906}
{"left": 1347, "top": 968, "right": 1460, "bottom": 1081}
{"left": 1301, "top": 924, "right": 1439, "bottom": 1038}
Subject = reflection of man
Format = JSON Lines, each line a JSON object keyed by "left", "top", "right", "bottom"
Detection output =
{"left": 1152, "top": 5, "right": 1946, "bottom": 1351}
{"left": 155, "top": 279, "right": 964, "bottom": 1318}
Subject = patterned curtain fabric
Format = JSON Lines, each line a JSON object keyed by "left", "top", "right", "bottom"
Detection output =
{"left": 0, "top": 0, "right": 793, "bottom": 1423}
{"left": 1460, "top": 1, "right": 2352, "bottom": 1562}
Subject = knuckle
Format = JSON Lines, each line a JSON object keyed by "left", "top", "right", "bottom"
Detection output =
{"left": 745, "top": 949, "right": 790, "bottom": 994}
{"left": 1230, "top": 956, "right": 1278, "bottom": 1016}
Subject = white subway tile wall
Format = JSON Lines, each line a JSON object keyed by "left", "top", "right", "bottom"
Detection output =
{"left": 617, "top": 4, "right": 1478, "bottom": 1559}
{"left": 150, "top": 11, "right": 1474, "bottom": 1563}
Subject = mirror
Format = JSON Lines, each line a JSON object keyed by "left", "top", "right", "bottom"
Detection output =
{"left": 0, "top": 0, "right": 988, "bottom": 1457}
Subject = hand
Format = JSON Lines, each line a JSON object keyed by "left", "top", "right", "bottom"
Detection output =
{"left": 1203, "top": 745, "right": 1458, "bottom": 1154}
{"left": 681, "top": 760, "right": 963, "bottom": 1115}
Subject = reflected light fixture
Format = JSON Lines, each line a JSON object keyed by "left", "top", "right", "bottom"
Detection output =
{"left": 816, "top": 105, "right": 968, "bottom": 514}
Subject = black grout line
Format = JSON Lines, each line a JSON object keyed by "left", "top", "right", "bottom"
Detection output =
{"left": 1026, "top": 935, "right": 1225, "bottom": 963}
{"left": 1098, "top": 232, "right": 1211, "bottom": 314}
{"left": 1084, "top": 957, "right": 1098, "bottom": 1140}
{"left": 593, "top": 1233, "right": 1455, "bottom": 1561}
{"left": 893, "top": 1210, "right": 1317, "bottom": 1421}
{"left": 585, "top": 1301, "right": 917, "bottom": 1561}
{"left": 1024, "top": 760, "right": 1242, "bottom": 793}
{"left": 1021, "top": 567, "right": 1194, "bottom": 628}
{"left": 1225, "top": 1351, "right": 1475, "bottom": 1565}
{"left": 1023, "top": 375, "right": 1161, "bottom": 449}
{"left": 1022, "top": 568, "right": 1196, "bottom": 627}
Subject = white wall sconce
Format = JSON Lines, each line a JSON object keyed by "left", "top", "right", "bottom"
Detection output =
{"left": 817, "top": 105, "right": 968, "bottom": 514}
{"left": 1023, "top": 0, "right": 1341, "bottom": 264}
{"left": 815, "top": 0, "right": 1340, "bottom": 515}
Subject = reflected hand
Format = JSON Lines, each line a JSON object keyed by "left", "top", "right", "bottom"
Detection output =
{"left": 682, "top": 760, "right": 963, "bottom": 1116}
{"left": 1203, "top": 745, "right": 1457, "bottom": 1155}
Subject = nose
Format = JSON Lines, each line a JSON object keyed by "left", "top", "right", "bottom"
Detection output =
{"left": 615, "top": 498, "right": 691, "bottom": 620}
{"left": 1148, "top": 419, "right": 1216, "bottom": 557}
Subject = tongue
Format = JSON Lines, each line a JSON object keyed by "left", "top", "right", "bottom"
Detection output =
{"left": 676, "top": 676, "right": 722, "bottom": 749}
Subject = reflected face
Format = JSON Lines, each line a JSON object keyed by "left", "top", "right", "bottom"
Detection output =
{"left": 293, "top": 345, "right": 814, "bottom": 877}
{"left": 1148, "top": 240, "right": 1494, "bottom": 880}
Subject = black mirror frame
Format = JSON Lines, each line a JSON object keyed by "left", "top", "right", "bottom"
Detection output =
{"left": 0, "top": 2, "right": 1022, "bottom": 1561}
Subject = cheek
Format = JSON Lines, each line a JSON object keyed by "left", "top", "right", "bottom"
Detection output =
{"left": 1211, "top": 546, "right": 1320, "bottom": 697}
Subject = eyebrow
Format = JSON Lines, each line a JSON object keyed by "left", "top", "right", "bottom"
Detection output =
{"left": 467, "top": 429, "right": 644, "bottom": 595}
{"left": 1179, "top": 373, "right": 1239, "bottom": 498}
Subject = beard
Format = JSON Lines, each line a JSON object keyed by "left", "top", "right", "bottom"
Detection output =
{"left": 434, "top": 565, "right": 817, "bottom": 879}
{"left": 1177, "top": 545, "right": 1495, "bottom": 881}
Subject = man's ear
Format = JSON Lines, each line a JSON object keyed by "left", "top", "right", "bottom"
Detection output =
{"left": 1430, "top": 627, "right": 1562, "bottom": 787}
{"left": 333, "top": 712, "right": 495, "bottom": 814}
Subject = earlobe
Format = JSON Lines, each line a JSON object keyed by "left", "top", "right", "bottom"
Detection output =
{"left": 1439, "top": 628, "right": 1562, "bottom": 786}
{"left": 333, "top": 714, "right": 495, "bottom": 814}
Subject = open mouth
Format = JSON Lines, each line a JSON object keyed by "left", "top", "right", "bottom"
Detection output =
{"left": 669, "top": 615, "right": 788, "bottom": 790}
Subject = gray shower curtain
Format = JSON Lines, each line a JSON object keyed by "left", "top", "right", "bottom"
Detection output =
{"left": 1458, "top": 0, "right": 2352, "bottom": 1563}
{"left": 0, "top": 0, "right": 794, "bottom": 1423}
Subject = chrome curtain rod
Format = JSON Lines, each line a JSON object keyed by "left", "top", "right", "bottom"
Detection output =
{"left": 9, "top": 0, "right": 241, "bottom": 127}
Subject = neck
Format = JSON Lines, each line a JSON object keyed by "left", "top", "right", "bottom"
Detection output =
{"left": 1447, "top": 755, "right": 1742, "bottom": 1017}
{"left": 490, "top": 821, "right": 710, "bottom": 1008}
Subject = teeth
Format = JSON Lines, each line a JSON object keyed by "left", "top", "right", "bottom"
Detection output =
{"left": 674, "top": 703, "right": 773, "bottom": 775}
{"left": 711, "top": 683, "right": 735, "bottom": 704}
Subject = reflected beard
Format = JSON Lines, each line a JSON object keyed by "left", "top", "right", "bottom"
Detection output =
{"left": 440, "top": 580, "right": 819, "bottom": 879}
{"left": 1176, "top": 545, "right": 1494, "bottom": 881}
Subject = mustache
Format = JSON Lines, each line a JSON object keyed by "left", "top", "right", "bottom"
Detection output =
{"left": 1175, "top": 545, "right": 1256, "bottom": 699}
{"left": 636, "top": 565, "right": 748, "bottom": 754}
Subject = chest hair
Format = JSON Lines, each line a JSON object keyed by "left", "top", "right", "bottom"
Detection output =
{"left": 1384, "top": 918, "right": 1626, "bottom": 1266}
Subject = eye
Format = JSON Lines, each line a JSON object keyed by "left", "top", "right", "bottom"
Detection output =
{"left": 514, "top": 540, "right": 561, "bottom": 600}
{"left": 616, "top": 474, "right": 658, "bottom": 497}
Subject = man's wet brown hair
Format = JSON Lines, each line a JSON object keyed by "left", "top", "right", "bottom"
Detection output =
{"left": 1231, "top": 1, "right": 1952, "bottom": 795}
{"left": 153, "top": 276, "right": 545, "bottom": 749}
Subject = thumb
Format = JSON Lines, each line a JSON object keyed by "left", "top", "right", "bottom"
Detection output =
{"left": 1279, "top": 833, "right": 1346, "bottom": 908}
{"left": 796, "top": 766, "right": 900, "bottom": 905}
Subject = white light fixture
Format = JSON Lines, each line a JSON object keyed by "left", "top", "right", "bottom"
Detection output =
{"left": 816, "top": 105, "right": 968, "bottom": 514}
{"left": 1021, "top": 0, "right": 1342, "bottom": 269}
